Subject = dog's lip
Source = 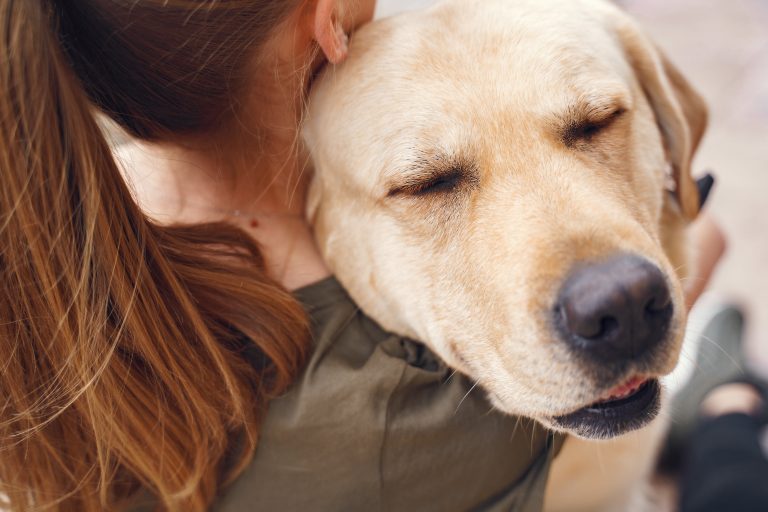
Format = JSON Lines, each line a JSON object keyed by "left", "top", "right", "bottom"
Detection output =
{"left": 551, "top": 378, "right": 661, "bottom": 439}
{"left": 595, "top": 375, "right": 649, "bottom": 404}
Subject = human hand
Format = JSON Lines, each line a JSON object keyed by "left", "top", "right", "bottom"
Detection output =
{"left": 700, "top": 383, "right": 764, "bottom": 418}
{"left": 685, "top": 211, "right": 727, "bottom": 310}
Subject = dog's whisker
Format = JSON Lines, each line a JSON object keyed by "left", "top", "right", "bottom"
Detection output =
{"left": 510, "top": 416, "right": 522, "bottom": 446}
{"left": 685, "top": 332, "right": 743, "bottom": 371}
{"left": 671, "top": 348, "right": 698, "bottom": 373}
{"left": 595, "top": 439, "right": 606, "bottom": 474}
{"left": 454, "top": 380, "right": 480, "bottom": 415}
{"left": 530, "top": 419, "right": 535, "bottom": 455}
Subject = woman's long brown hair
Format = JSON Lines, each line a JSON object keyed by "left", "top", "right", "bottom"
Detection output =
{"left": 0, "top": 1, "right": 308, "bottom": 510}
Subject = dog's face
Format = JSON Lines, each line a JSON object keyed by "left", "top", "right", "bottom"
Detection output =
{"left": 303, "top": 0, "right": 706, "bottom": 439}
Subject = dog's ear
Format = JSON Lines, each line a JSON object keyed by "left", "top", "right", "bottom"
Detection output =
{"left": 616, "top": 20, "right": 708, "bottom": 220}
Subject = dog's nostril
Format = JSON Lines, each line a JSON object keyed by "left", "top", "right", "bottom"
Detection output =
{"left": 595, "top": 316, "right": 619, "bottom": 340}
{"left": 559, "top": 302, "right": 619, "bottom": 341}
{"left": 554, "top": 254, "right": 673, "bottom": 362}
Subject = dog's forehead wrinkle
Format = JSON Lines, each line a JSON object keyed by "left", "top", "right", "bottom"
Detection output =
{"left": 354, "top": 87, "right": 633, "bottom": 177}
{"left": 558, "top": 89, "right": 633, "bottom": 126}
{"left": 320, "top": 34, "right": 640, "bottom": 176}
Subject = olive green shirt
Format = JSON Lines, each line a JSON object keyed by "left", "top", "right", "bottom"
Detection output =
{"left": 210, "top": 277, "right": 562, "bottom": 511}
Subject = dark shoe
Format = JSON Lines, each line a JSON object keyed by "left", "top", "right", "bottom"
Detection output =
{"left": 659, "top": 303, "right": 750, "bottom": 472}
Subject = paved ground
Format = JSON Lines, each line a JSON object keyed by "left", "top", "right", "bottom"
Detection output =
{"left": 377, "top": 0, "right": 768, "bottom": 368}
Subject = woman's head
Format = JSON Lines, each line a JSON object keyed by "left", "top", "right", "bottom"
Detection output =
{"left": 55, "top": 0, "right": 375, "bottom": 141}
{"left": 0, "top": 1, "right": 372, "bottom": 510}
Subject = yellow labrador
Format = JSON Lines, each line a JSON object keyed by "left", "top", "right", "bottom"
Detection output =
{"left": 304, "top": 0, "right": 706, "bottom": 509}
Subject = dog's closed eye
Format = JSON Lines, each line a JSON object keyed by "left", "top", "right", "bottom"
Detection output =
{"left": 388, "top": 169, "right": 464, "bottom": 197}
{"left": 562, "top": 104, "right": 627, "bottom": 147}
{"left": 387, "top": 156, "right": 478, "bottom": 198}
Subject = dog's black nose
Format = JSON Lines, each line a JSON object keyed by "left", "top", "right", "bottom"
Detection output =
{"left": 554, "top": 254, "right": 673, "bottom": 362}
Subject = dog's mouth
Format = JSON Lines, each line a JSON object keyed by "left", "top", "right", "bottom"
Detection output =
{"left": 551, "top": 376, "right": 661, "bottom": 439}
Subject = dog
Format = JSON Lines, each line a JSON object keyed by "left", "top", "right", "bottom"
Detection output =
{"left": 303, "top": 0, "right": 707, "bottom": 509}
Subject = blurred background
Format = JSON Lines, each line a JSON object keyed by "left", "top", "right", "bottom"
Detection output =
{"left": 376, "top": 0, "right": 768, "bottom": 369}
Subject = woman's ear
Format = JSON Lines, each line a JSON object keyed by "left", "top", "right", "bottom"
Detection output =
{"left": 314, "top": 0, "right": 349, "bottom": 64}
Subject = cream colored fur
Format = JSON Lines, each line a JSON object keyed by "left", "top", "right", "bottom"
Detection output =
{"left": 303, "top": 0, "right": 706, "bottom": 510}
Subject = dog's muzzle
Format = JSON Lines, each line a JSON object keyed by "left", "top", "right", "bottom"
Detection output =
{"left": 548, "top": 253, "right": 672, "bottom": 438}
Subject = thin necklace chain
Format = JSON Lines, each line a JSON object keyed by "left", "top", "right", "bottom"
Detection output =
{"left": 228, "top": 208, "right": 305, "bottom": 220}
{"left": 180, "top": 201, "right": 306, "bottom": 221}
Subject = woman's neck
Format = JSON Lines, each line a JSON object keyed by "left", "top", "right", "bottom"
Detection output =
{"left": 116, "top": 131, "right": 329, "bottom": 290}
{"left": 118, "top": 132, "right": 307, "bottom": 221}
{"left": 115, "top": 46, "right": 331, "bottom": 289}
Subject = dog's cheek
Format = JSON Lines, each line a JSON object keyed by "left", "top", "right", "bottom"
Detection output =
{"left": 658, "top": 196, "right": 692, "bottom": 284}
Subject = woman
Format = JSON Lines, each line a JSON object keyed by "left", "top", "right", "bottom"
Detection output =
{"left": 0, "top": 0, "right": 371, "bottom": 510}
{"left": 0, "top": 0, "right": 725, "bottom": 510}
